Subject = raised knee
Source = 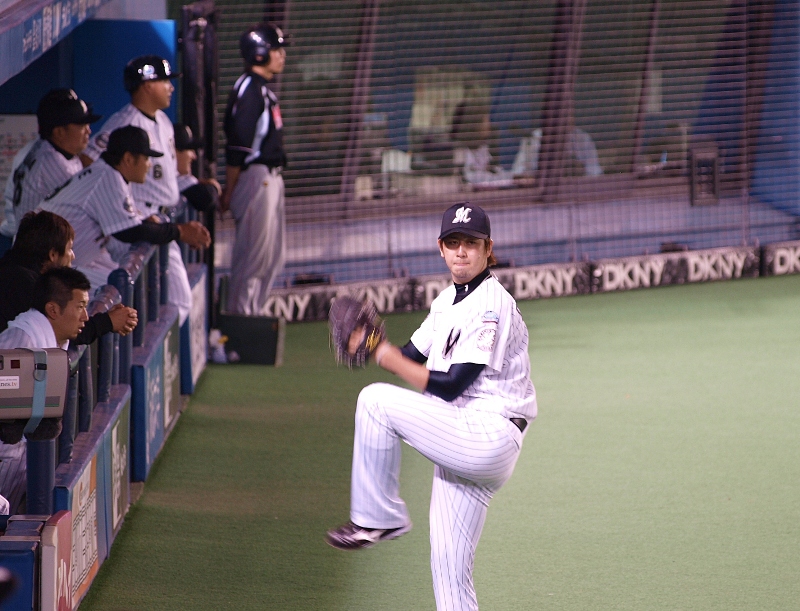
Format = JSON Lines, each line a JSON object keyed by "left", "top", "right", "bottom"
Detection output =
{"left": 357, "top": 382, "right": 390, "bottom": 408}
{"left": 355, "top": 383, "right": 394, "bottom": 423}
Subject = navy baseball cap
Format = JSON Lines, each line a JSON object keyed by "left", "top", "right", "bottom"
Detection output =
{"left": 37, "top": 89, "right": 102, "bottom": 133}
{"left": 106, "top": 126, "right": 164, "bottom": 158}
{"left": 439, "top": 203, "right": 491, "bottom": 240}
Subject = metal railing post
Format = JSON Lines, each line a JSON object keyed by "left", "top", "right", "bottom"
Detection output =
{"left": 77, "top": 347, "right": 93, "bottom": 433}
{"left": 26, "top": 439, "right": 55, "bottom": 515}
{"left": 160, "top": 242, "right": 170, "bottom": 305}
{"left": 56, "top": 359, "right": 80, "bottom": 465}
{"left": 108, "top": 268, "right": 134, "bottom": 385}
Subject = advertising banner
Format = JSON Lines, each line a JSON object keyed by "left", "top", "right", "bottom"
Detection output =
{"left": 761, "top": 240, "right": 800, "bottom": 276}
{"left": 67, "top": 457, "right": 100, "bottom": 609}
{"left": 263, "top": 261, "right": 592, "bottom": 322}
{"left": 94, "top": 385, "right": 131, "bottom": 545}
{"left": 181, "top": 264, "right": 207, "bottom": 394}
{"left": 163, "top": 321, "right": 181, "bottom": 433}
{"left": 132, "top": 338, "right": 164, "bottom": 482}
{"left": 591, "top": 246, "right": 759, "bottom": 293}
{"left": 54, "top": 406, "right": 110, "bottom": 610}
{"left": 131, "top": 306, "right": 179, "bottom": 481}
{"left": 40, "top": 510, "right": 73, "bottom": 611}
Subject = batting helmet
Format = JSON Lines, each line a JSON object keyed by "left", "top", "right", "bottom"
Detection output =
{"left": 123, "top": 55, "right": 180, "bottom": 93}
{"left": 239, "top": 23, "right": 290, "bottom": 66}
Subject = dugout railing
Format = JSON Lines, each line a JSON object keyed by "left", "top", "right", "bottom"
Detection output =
{"left": 0, "top": 214, "right": 209, "bottom": 609}
{"left": 24, "top": 242, "right": 163, "bottom": 516}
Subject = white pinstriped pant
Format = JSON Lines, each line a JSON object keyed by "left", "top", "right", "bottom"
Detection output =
{"left": 0, "top": 439, "right": 26, "bottom": 514}
{"left": 166, "top": 241, "right": 192, "bottom": 326}
{"left": 351, "top": 383, "right": 524, "bottom": 611}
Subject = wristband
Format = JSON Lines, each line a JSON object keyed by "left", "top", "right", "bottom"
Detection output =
{"left": 375, "top": 342, "right": 391, "bottom": 367}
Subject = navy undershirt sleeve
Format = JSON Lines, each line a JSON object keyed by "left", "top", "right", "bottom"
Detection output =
{"left": 113, "top": 221, "right": 180, "bottom": 244}
{"left": 182, "top": 183, "right": 217, "bottom": 213}
{"left": 400, "top": 340, "right": 427, "bottom": 364}
{"left": 425, "top": 363, "right": 485, "bottom": 402}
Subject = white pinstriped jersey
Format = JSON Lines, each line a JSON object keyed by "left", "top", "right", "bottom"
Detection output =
{"left": 38, "top": 159, "right": 142, "bottom": 271}
{"left": 7, "top": 138, "right": 83, "bottom": 225}
{"left": 177, "top": 172, "right": 198, "bottom": 192}
{"left": 410, "top": 273, "right": 537, "bottom": 419}
{"left": 1, "top": 139, "right": 37, "bottom": 237}
{"left": 84, "top": 104, "right": 179, "bottom": 216}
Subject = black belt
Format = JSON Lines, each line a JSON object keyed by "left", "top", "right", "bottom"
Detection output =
{"left": 245, "top": 161, "right": 283, "bottom": 172}
{"left": 510, "top": 417, "right": 527, "bottom": 433}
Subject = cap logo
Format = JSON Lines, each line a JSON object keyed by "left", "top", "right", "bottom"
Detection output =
{"left": 79, "top": 100, "right": 88, "bottom": 113}
{"left": 452, "top": 206, "right": 472, "bottom": 224}
{"left": 162, "top": 59, "right": 172, "bottom": 76}
{"left": 140, "top": 64, "right": 156, "bottom": 79}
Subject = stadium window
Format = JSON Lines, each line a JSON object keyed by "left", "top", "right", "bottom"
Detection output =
{"left": 242, "top": 0, "right": 751, "bottom": 216}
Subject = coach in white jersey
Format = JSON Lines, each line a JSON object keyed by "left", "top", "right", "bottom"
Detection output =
{"left": 326, "top": 203, "right": 537, "bottom": 611}
{"left": 0, "top": 89, "right": 101, "bottom": 242}
{"left": 81, "top": 55, "right": 196, "bottom": 325}
{"left": 40, "top": 126, "right": 210, "bottom": 291}
{"left": 174, "top": 123, "right": 220, "bottom": 214}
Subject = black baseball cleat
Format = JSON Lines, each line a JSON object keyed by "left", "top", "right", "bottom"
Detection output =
{"left": 325, "top": 521, "right": 412, "bottom": 550}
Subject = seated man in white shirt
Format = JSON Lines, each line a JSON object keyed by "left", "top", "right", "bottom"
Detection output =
{"left": 511, "top": 125, "right": 603, "bottom": 178}
{"left": 0, "top": 266, "right": 90, "bottom": 514}
{"left": 0, "top": 265, "right": 89, "bottom": 350}
{"left": 450, "top": 102, "right": 515, "bottom": 188}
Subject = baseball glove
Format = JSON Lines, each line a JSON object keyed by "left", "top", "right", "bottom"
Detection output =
{"left": 329, "top": 296, "right": 387, "bottom": 368}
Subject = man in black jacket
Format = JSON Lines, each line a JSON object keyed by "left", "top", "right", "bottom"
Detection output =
{"left": 0, "top": 210, "right": 138, "bottom": 340}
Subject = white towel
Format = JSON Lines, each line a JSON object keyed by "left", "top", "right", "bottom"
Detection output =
{"left": 5, "top": 309, "right": 63, "bottom": 349}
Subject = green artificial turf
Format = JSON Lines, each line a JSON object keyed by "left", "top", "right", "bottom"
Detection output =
{"left": 79, "top": 275, "right": 800, "bottom": 610}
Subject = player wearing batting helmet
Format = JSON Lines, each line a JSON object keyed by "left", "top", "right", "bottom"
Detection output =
{"left": 326, "top": 203, "right": 537, "bottom": 610}
{"left": 221, "top": 23, "right": 290, "bottom": 315}
{"left": 80, "top": 54, "right": 201, "bottom": 326}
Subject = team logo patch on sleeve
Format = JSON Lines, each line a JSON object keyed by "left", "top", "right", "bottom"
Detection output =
{"left": 96, "top": 132, "right": 109, "bottom": 149}
{"left": 123, "top": 196, "right": 136, "bottom": 215}
{"left": 477, "top": 326, "right": 496, "bottom": 352}
{"left": 482, "top": 311, "right": 499, "bottom": 324}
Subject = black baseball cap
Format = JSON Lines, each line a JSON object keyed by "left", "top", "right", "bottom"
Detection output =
{"left": 106, "top": 126, "right": 164, "bottom": 157}
{"left": 439, "top": 202, "right": 491, "bottom": 240}
{"left": 173, "top": 123, "right": 203, "bottom": 151}
{"left": 124, "top": 55, "right": 181, "bottom": 92}
{"left": 37, "top": 89, "right": 102, "bottom": 134}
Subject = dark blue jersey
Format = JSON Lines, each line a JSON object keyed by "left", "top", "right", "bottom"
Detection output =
{"left": 224, "top": 71, "right": 286, "bottom": 169}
